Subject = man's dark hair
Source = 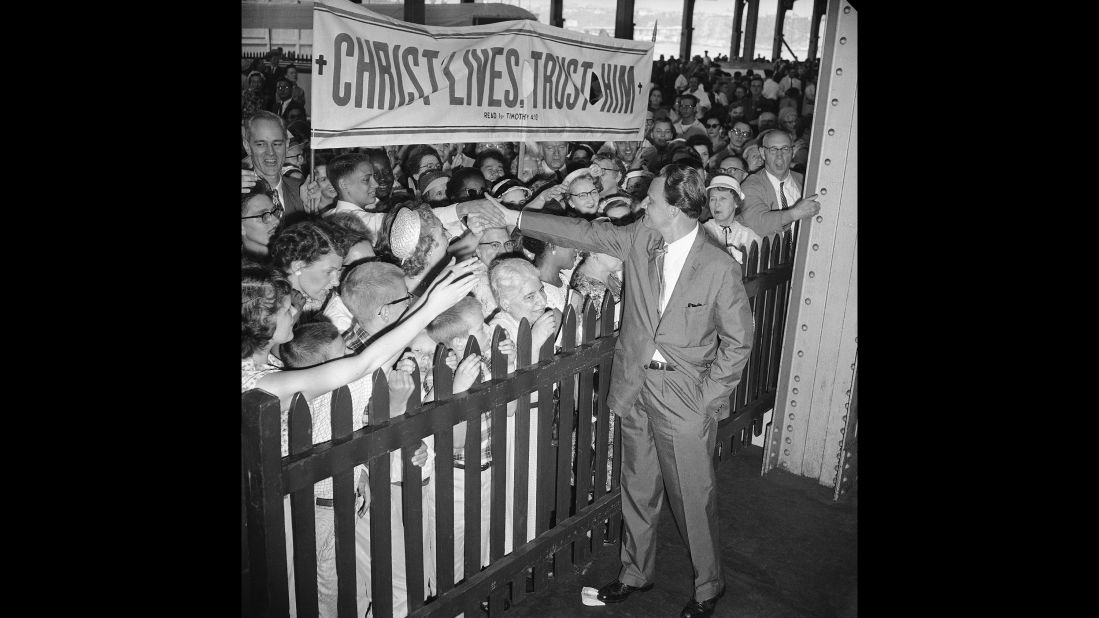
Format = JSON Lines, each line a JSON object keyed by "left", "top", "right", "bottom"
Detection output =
{"left": 677, "top": 93, "right": 699, "bottom": 107}
{"left": 446, "top": 167, "right": 486, "bottom": 201}
{"left": 327, "top": 152, "right": 370, "bottom": 198}
{"left": 652, "top": 118, "right": 677, "bottom": 138}
{"left": 474, "top": 148, "right": 508, "bottom": 171}
{"left": 685, "top": 133, "right": 713, "bottom": 156}
{"left": 658, "top": 163, "right": 707, "bottom": 219}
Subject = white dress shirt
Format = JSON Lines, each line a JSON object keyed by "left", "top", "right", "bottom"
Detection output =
{"left": 324, "top": 200, "right": 387, "bottom": 241}
{"left": 652, "top": 224, "right": 699, "bottom": 363}
{"left": 763, "top": 170, "right": 802, "bottom": 215}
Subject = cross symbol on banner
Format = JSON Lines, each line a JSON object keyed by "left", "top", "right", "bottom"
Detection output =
{"left": 315, "top": 55, "right": 327, "bottom": 76}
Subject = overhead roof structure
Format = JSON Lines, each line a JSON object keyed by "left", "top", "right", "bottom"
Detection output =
{"left": 241, "top": 1, "right": 537, "bottom": 30}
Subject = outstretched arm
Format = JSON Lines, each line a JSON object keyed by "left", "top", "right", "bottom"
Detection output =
{"left": 256, "top": 259, "right": 479, "bottom": 410}
{"left": 485, "top": 194, "right": 636, "bottom": 262}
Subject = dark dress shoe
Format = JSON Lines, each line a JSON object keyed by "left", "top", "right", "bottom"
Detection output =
{"left": 596, "top": 580, "right": 655, "bottom": 603}
{"left": 680, "top": 589, "right": 725, "bottom": 618}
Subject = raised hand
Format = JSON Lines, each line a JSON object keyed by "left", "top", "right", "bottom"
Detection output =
{"left": 443, "top": 349, "right": 459, "bottom": 372}
{"left": 531, "top": 308, "right": 561, "bottom": 349}
{"left": 456, "top": 198, "right": 507, "bottom": 228}
{"left": 242, "top": 168, "right": 259, "bottom": 193}
{"left": 422, "top": 257, "right": 481, "bottom": 312}
{"left": 481, "top": 193, "right": 521, "bottom": 227}
{"left": 411, "top": 440, "right": 430, "bottom": 468}
{"left": 452, "top": 353, "right": 482, "bottom": 394}
{"left": 388, "top": 364, "right": 416, "bottom": 415}
{"left": 791, "top": 193, "right": 821, "bottom": 220}
{"left": 300, "top": 175, "right": 324, "bottom": 213}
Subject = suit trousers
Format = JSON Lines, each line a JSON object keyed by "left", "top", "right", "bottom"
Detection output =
{"left": 617, "top": 367, "right": 724, "bottom": 601}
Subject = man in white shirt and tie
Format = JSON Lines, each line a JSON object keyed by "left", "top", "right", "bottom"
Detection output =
{"left": 240, "top": 111, "right": 306, "bottom": 217}
{"left": 736, "top": 130, "right": 820, "bottom": 240}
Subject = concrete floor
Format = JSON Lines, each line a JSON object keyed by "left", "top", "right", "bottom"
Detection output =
{"left": 505, "top": 446, "right": 858, "bottom": 617}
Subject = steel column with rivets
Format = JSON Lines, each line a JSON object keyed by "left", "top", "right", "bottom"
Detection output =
{"left": 761, "top": 0, "right": 857, "bottom": 488}
{"left": 808, "top": 0, "right": 827, "bottom": 60}
{"left": 742, "top": 0, "right": 760, "bottom": 61}
{"left": 680, "top": 0, "right": 696, "bottom": 60}
{"left": 615, "top": 0, "right": 636, "bottom": 40}
{"left": 730, "top": 0, "right": 746, "bottom": 60}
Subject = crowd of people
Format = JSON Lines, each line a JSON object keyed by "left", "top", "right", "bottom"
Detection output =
{"left": 241, "top": 48, "right": 821, "bottom": 617}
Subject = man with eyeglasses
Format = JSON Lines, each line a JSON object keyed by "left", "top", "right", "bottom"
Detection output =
{"left": 334, "top": 259, "right": 442, "bottom": 615}
{"left": 671, "top": 94, "right": 707, "bottom": 141}
{"left": 241, "top": 110, "right": 305, "bottom": 218}
{"left": 713, "top": 155, "right": 750, "bottom": 184}
{"left": 737, "top": 130, "right": 820, "bottom": 239}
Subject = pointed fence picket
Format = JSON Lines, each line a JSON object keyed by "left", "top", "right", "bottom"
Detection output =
{"left": 242, "top": 225, "right": 797, "bottom": 616}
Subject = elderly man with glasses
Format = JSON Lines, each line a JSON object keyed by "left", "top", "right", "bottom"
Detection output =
{"left": 736, "top": 129, "right": 821, "bottom": 239}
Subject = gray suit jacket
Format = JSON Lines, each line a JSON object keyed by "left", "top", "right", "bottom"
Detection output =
{"left": 279, "top": 175, "right": 305, "bottom": 217}
{"left": 520, "top": 212, "right": 753, "bottom": 417}
{"left": 736, "top": 169, "right": 804, "bottom": 240}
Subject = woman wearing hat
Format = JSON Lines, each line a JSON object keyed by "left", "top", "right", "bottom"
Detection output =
{"left": 701, "top": 174, "right": 762, "bottom": 265}
{"left": 378, "top": 203, "right": 453, "bottom": 298}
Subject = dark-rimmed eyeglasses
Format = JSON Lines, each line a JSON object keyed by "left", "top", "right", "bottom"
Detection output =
{"left": 478, "top": 240, "right": 519, "bottom": 252}
{"left": 241, "top": 203, "right": 283, "bottom": 224}
{"left": 719, "top": 167, "right": 747, "bottom": 178}
{"left": 731, "top": 128, "right": 752, "bottom": 137}
{"left": 764, "top": 145, "right": 793, "bottom": 155}
{"left": 569, "top": 188, "right": 600, "bottom": 200}
{"left": 383, "top": 293, "right": 414, "bottom": 307}
{"left": 705, "top": 123, "right": 723, "bottom": 129}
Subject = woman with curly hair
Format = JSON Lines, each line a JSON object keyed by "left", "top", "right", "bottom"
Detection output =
{"left": 269, "top": 218, "right": 347, "bottom": 313}
{"left": 400, "top": 144, "right": 443, "bottom": 197}
{"left": 241, "top": 260, "right": 478, "bottom": 413}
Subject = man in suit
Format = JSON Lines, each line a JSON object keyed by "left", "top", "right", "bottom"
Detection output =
{"left": 241, "top": 111, "right": 305, "bottom": 218}
{"left": 488, "top": 164, "right": 753, "bottom": 618}
{"left": 736, "top": 130, "right": 820, "bottom": 240}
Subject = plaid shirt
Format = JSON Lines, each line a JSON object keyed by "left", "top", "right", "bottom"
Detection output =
{"left": 343, "top": 319, "right": 372, "bottom": 353}
{"left": 452, "top": 409, "right": 493, "bottom": 469}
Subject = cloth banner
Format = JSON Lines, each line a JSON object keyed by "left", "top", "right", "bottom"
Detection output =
{"left": 310, "top": 0, "right": 654, "bottom": 148}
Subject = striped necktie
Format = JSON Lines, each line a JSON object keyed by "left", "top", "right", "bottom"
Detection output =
{"left": 654, "top": 243, "right": 668, "bottom": 316}
{"left": 271, "top": 186, "right": 283, "bottom": 211}
{"left": 779, "top": 180, "right": 789, "bottom": 210}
